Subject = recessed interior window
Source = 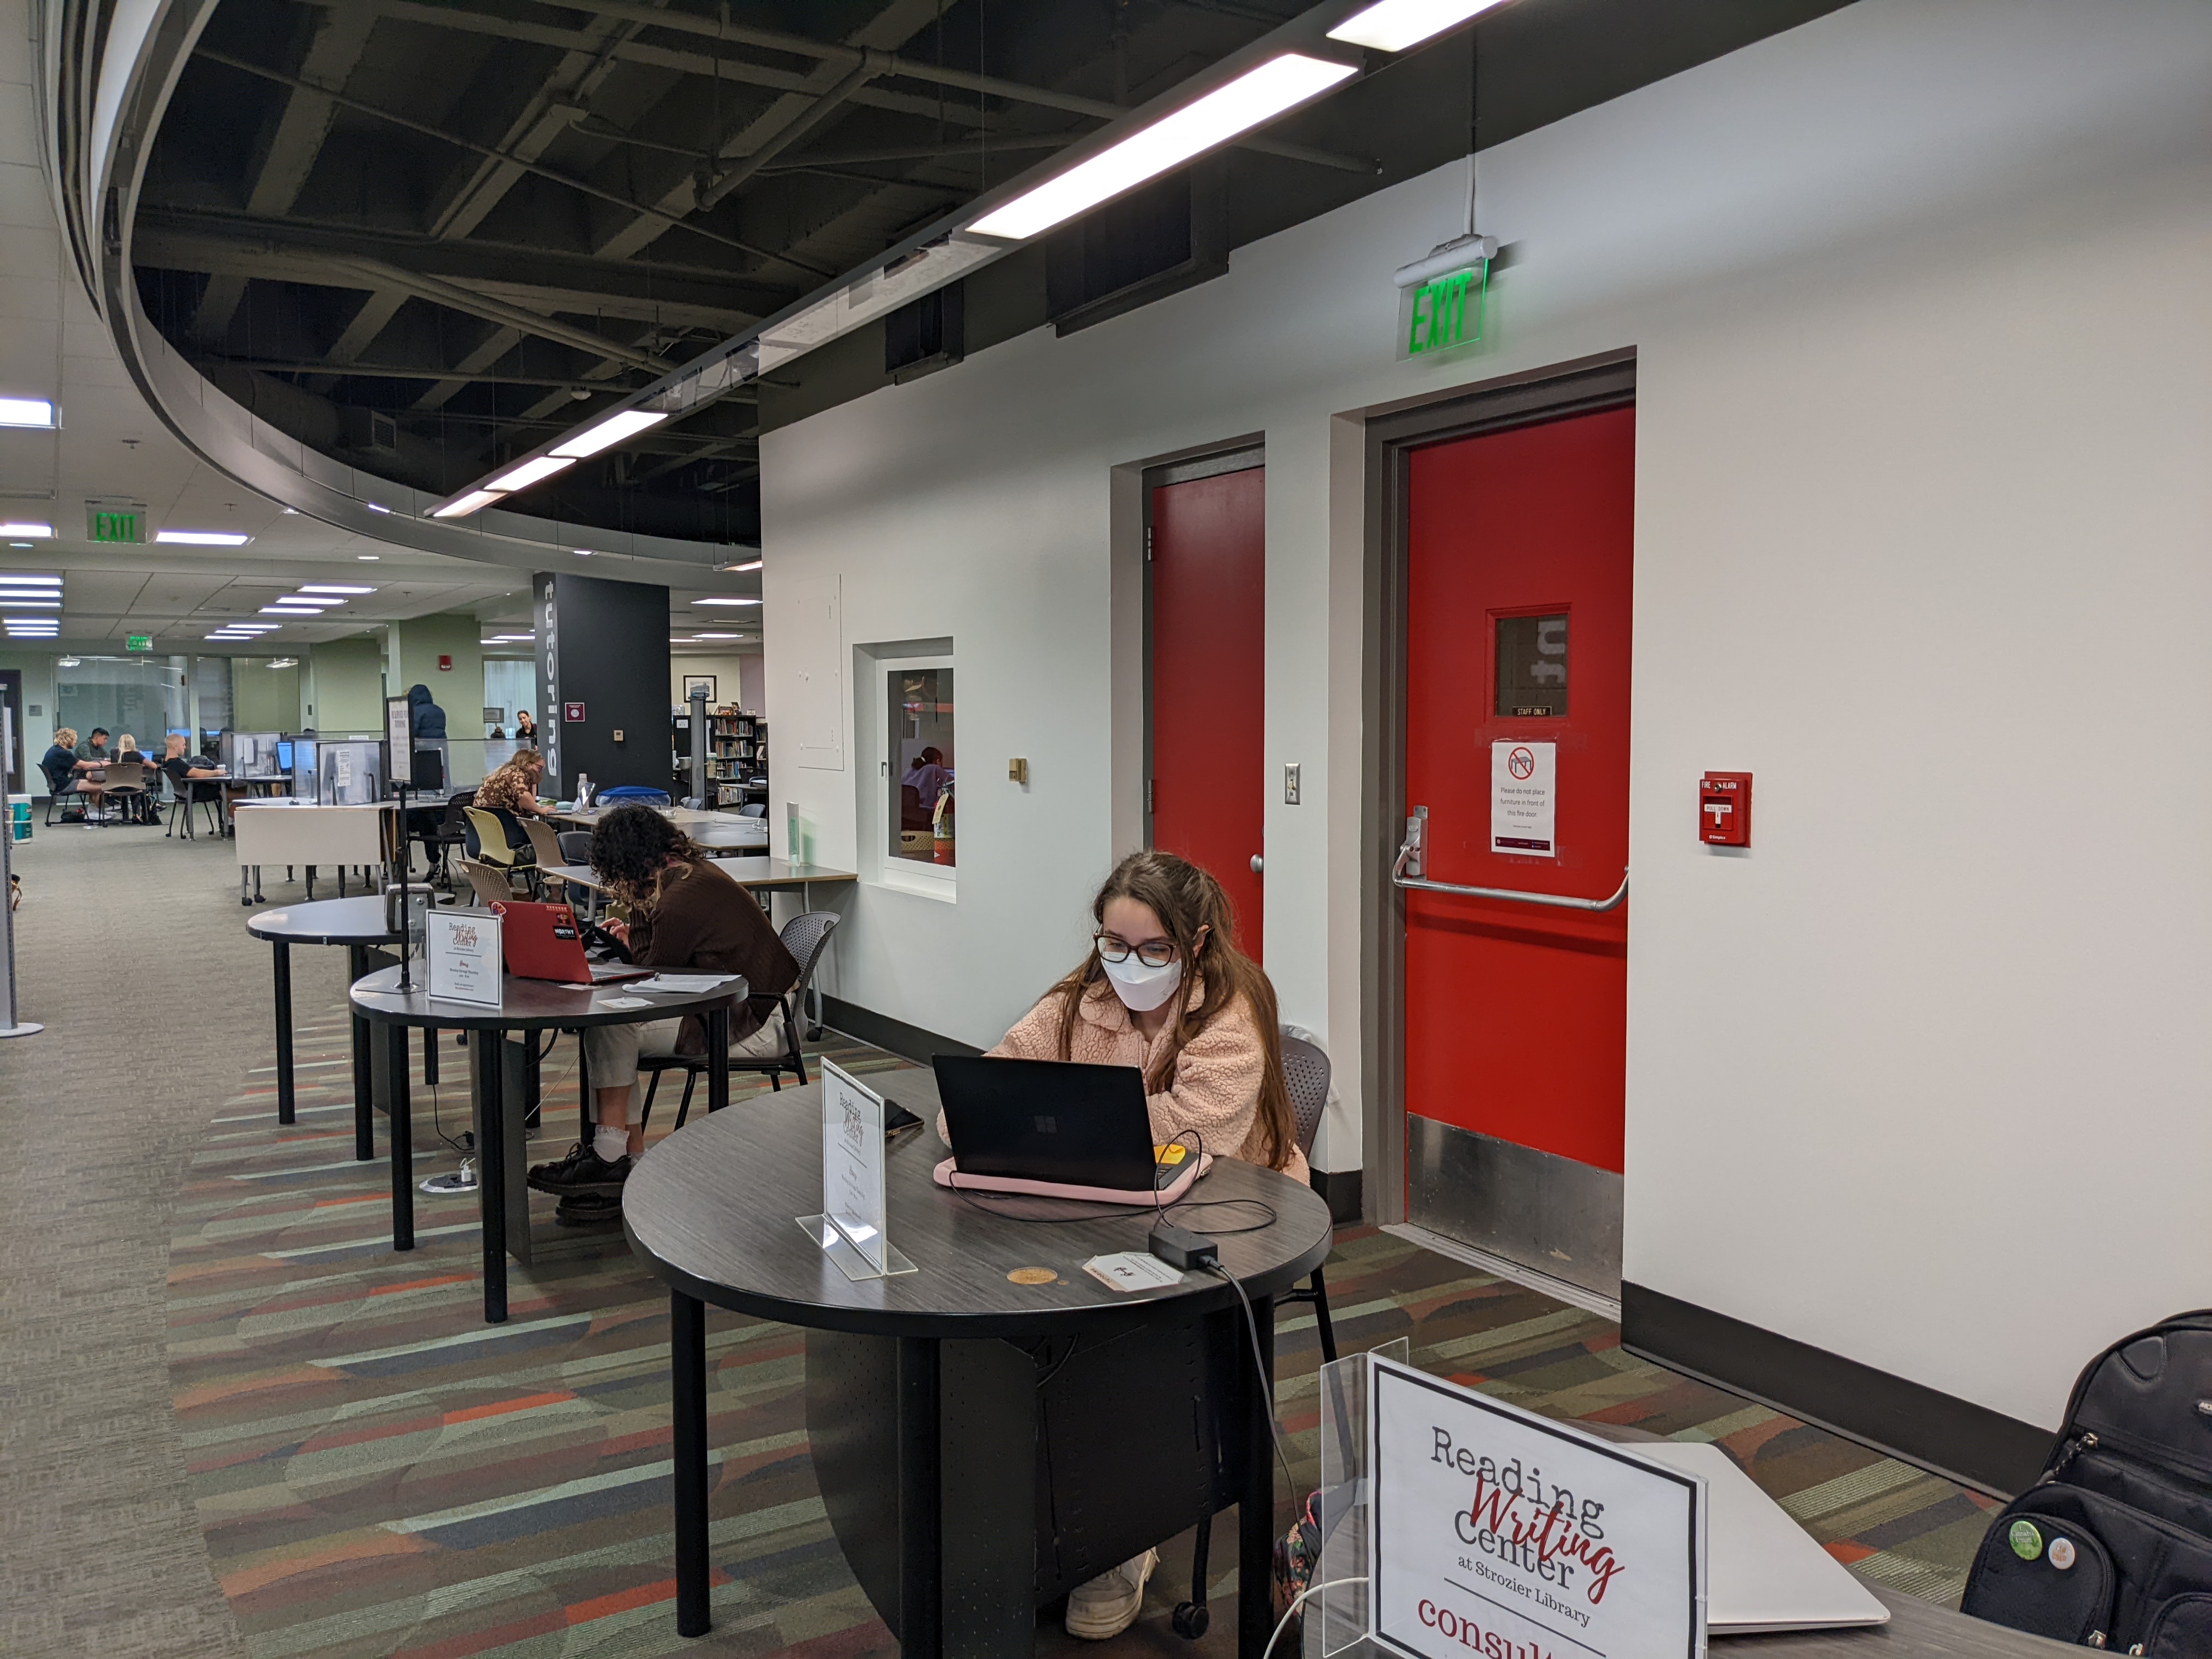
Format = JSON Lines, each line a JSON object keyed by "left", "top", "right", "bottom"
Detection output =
{"left": 888, "top": 665, "right": 955, "bottom": 867}
{"left": 1494, "top": 613, "right": 1568, "bottom": 718}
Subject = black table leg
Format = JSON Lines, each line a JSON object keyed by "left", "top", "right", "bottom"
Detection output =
{"left": 474, "top": 1028, "right": 508, "bottom": 1323}
{"left": 348, "top": 944, "right": 374, "bottom": 1160}
{"left": 707, "top": 1006, "right": 729, "bottom": 1114}
{"left": 270, "top": 941, "right": 296, "bottom": 1126}
{"left": 673, "top": 1290, "right": 711, "bottom": 1638}
{"left": 1239, "top": 1293, "right": 1278, "bottom": 1659}
{"left": 423, "top": 1024, "right": 439, "bottom": 1087}
{"left": 898, "top": 1335, "right": 943, "bottom": 1659}
{"left": 387, "top": 1023, "right": 414, "bottom": 1251}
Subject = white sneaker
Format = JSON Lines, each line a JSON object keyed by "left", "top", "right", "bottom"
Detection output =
{"left": 1065, "top": 1548, "right": 1159, "bottom": 1640}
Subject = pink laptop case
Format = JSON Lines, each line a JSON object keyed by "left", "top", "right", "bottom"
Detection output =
{"left": 930, "top": 1153, "right": 1210, "bottom": 1207}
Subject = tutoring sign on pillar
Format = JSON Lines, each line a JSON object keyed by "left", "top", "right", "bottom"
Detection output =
{"left": 1492, "top": 741, "right": 1557, "bottom": 856}
{"left": 1368, "top": 1355, "right": 1707, "bottom": 1659}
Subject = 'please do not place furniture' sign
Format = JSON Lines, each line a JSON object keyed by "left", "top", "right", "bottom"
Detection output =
{"left": 1369, "top": 1355, "right": 1707, "bottom": 1659}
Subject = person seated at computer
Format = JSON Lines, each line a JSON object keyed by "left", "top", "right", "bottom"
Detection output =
{"left": 527, "top": 804, "right": 799, "bottom": 1214}
{"left": 73, "top": 727, "right": 111, "bottom": 770}
{"left": 467, "top": 748, "right": 547, "bottom": 855}
{"left": 108, "top": 734, "right": 157, "bottom": 821}
{"left": 966, "top": 848, "right": 1304, "bottom": 1639}
{"left": 161, "top": 733, "right": 223, "bottom": 798}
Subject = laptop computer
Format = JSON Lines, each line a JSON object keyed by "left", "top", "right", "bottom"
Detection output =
{"left": 494, "top": 900, "right": 651, "bottom": 984}
{"left": 930, "top": 1054, "right": 1206, "bottom": 1200}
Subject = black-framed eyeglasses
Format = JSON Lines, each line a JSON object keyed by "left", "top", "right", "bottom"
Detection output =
{"left": 1094, "top": 932, "right": 1176, "bottom": 968}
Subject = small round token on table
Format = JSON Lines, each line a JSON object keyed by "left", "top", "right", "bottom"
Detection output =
{"left": 1007, "top": 1267, "right": 1057, "bottom": 1285}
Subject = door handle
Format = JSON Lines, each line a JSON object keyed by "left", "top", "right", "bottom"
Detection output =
{"left": 1250, "top": 854, "right": 1263, "bottom": 874}
{"left": 1392, "top": 806, "right": 1627, "bottom": 913}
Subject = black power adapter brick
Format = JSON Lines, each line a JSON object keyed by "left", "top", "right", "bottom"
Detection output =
{"left": 1148, "top": 1224, "right": 1219, "bottom": 1271}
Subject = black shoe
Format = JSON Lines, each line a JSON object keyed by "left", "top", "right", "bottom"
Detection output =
{"left": 554, "top": 1193, "right": 624, "bottom": 1228}
{"left": 525, "top": 1141, "right": 631, "bottom": 1197}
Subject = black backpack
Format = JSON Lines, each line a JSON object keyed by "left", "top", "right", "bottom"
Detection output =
{"left": 1962, "top": 1312, "right": 2212, "bottom": 1652}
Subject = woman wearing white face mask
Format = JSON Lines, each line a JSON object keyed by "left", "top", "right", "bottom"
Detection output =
{"left": 959, "top": 850, "right": 1307, "bottom": 1638}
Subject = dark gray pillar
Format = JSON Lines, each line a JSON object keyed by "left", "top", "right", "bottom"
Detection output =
{"left": 534, "top": 571, "right": 672, "bottom": 798}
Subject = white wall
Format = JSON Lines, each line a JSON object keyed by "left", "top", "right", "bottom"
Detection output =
{"left": 764, "top": 0, "right": 2212, "bottom": 1430}
{"left": 669, "top": 653, "right": 764, "bottom": 714}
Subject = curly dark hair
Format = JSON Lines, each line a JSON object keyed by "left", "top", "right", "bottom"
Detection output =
{"left": 588, "top": 803, "right": 700, "bottom": 906}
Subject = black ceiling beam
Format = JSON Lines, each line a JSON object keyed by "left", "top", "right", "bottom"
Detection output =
{"left": 133, "top": 207, "right": 783, "bottom": 323}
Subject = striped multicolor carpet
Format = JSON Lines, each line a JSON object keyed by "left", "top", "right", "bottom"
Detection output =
{"left": 169, "top": 1017, "right": 1997, "bottom": 1658}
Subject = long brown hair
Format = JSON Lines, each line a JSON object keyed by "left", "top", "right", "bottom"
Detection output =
{"left": 1046, "top": 850, "right": 1296, "bottom": 1171}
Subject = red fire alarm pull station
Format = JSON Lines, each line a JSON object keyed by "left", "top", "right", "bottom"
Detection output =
{"left": 1700, "top": 772, "right": 1752, "bottom": 846}
{"left": 437, "top": 654, "right": 452, "bottom": 671}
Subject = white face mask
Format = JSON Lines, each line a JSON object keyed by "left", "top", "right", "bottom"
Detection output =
{"left": 1100, "top": 951, "right": 1183, "bottom": 1013}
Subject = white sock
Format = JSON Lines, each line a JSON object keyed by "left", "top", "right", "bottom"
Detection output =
{"left": 594, "top": 1125, "right": 629, "bottom": 1164}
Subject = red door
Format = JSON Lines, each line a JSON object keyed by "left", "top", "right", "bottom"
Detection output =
{"left": 1151, "top": 466, "right": 1265, "bottom": 957}
{"left": 1401, "top": 407, "right": 1633, "bottom": 1288}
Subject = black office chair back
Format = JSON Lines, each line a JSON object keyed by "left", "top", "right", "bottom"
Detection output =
{"left": 557, "top": 829, "right": 592, "bottom": 864}
{"left": 435, "top": 789, "right": 477, "bottom": 841}
{"left": 1279, "top": 1028, "right": 1331, "bottom": 1160}
{"left": 41, "top": 756, "right": 71, "bottom": 795}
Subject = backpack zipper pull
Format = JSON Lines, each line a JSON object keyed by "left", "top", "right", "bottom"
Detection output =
{"left": 2128, "top": 1645, "right": 2145, "bottom": 1655}
{"left": 2086, "top": 1633, "right": 2106, "bottom": 1649}
{"left": 2046, "top": 1432, "right": 2099, "bottom": 1482}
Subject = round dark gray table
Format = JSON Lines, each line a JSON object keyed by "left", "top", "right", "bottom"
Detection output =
{"left": 623, "top": 1070, "right": 1333, "bottom": 1653}
{"left": 246, "top": 896, "right": 403, "bottom": 1146}
{"left": 350, "top": 964, "right": 746, "bottom": 1324}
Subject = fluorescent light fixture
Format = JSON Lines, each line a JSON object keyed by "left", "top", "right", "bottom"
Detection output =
{"left": 968, "top": 54, "right": 1357, "bottom": 240}
{"left": 206, "top": 633, "right": 250, "bottom": 640}
{"left": 720, "top": 558, "right": 764, "bottom": 572}
{"left": 366, "top": 503, "right": 392, "bottom": 514}
{"left": 692, "top": 596, "right": 761, "bottom": 607}
{"left": 0, "top": 398, "right": 54, "bottom": 427}
{"left": 228, "top": 623, "right": 279, "bottom": 631}
{"left": 266, "top": 657, "right": 298, "bottom": 669}
{"left": 692, "top": 631, "right": 740, "bottom": 640}
{"left": 57, "top": 656, "right": 80, "bottom": 667}
{"left": 298, "top": 584, "right": 375, "bottom": 595}
{"left": 0, "top": 575, "right": 63, "bottom": 586}
{"left": 573, "top": 549, "right": 596, "bottom": 557}
{"left": 0, "top": 600, "right": 61, "bottom": 608}
{"left": 483, "top": 454, "right": 576, "bottom": 493}
{"left": 550, "top": 409, "right": 669, "bottom": 460}
{"left": 1327, "top": 0, "right": 1511, "bottom": 52}
{"left": 8, "top": 543, "right": 29, "bottom": 549}
{"left": 157, "top": 530, "right": 252, "bottom": 546}
{"left": 0, "top": 523, "right": 52, "bottom": 537}
{"left": 260, "top": 605, "right": 327, "bottom": 614}
{"left": 358, "top": 554, "right": 381, "bottom": 560}
{"left": 431, "top": 490, "right": 504, "bottom": 519}
{"left": 282, "top": 594, "right": 345, "bottom": 605}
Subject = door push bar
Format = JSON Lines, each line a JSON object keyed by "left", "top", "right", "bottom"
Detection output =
{"left": 1392, "top": 806, "right": 1629, "bottom": 913}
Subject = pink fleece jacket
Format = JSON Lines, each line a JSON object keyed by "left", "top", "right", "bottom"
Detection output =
{"left": 969, "top": 975, "right": 1308, "bottom": 1184}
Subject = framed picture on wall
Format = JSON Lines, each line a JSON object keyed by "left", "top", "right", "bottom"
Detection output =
{"left": 682, "top": 675, "right": 717, "bottom": 701}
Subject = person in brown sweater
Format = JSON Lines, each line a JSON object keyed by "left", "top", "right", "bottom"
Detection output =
{"left": 527, "top": 805, "right": 798, "bottom": 1215}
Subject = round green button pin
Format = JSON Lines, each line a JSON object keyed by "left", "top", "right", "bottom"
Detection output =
{"left": 2009, "top": 1520, "right": 2044, "bottom": 1561}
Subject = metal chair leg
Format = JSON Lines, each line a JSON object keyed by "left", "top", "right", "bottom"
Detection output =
{"left": 1310, "top": 1264, "right": 1339, "bottom": 1365}
{"left": 637, "top": 1069, "right": 663, "bottom": 1131}
{"left": 674, "top": 1069, "right": 699, "bottom": 1130}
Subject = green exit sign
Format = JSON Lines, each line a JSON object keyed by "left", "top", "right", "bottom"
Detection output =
{"left": 1406, "top": 262, "right": 1487, "bottom": 357}
{"left": 125, "top": 634, "right": 153, "bottom": 652}
{"left": 88, "top": 507, "right": 144, "bottom": 543}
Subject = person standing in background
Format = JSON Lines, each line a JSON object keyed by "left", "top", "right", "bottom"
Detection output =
{"left": 406, "top": 684, "right": 447, "bottom": 738}
{"left": 514, "top": 710, "right": 537, "bottom": 746}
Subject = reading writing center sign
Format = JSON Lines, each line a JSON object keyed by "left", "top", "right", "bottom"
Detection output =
{"left": 1369, "top": 1357, "right": 1707, "bottom": 1659}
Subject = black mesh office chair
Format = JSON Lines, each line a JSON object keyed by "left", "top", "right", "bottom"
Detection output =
{"left": 1174, "top": 1027, "right": 1339, "bottom": 1641}
{"left": 636, "top": 910, "right": 842, "bottom": 1133}
{"left": 41, "top": 755, "right": 85, "bottom": 827}
{"left": 426, "top": 788, "right": 476, "bottom": 892}
{"left": 554, "top": 829, "right": 596, "bottom": 911}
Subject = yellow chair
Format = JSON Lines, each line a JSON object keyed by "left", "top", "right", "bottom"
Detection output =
{"left": 464, "top": 806, "right": 537, "bottom": 896}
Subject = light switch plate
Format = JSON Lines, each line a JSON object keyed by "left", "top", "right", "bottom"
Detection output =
{"left": 1284, "top": 761, "right": 1301, "bottom": 805}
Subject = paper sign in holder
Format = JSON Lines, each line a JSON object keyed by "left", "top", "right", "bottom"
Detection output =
{"left": 798, "top": 1058, "right": 917, "bottom": 1282}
